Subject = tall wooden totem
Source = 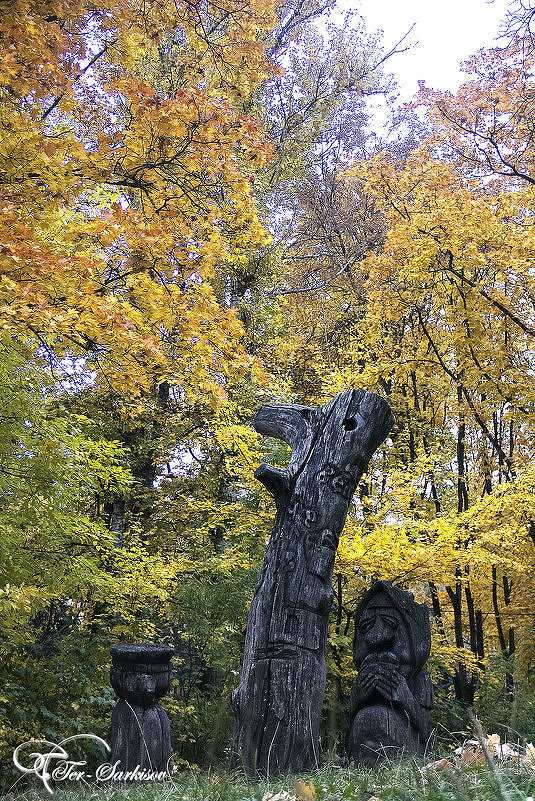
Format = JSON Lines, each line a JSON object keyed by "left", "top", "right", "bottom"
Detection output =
{"left": 231, "top": 389, "right": 394, "bottom": 775}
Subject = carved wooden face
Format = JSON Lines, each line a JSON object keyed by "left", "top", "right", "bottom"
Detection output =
{"left": 110, "top": 661, "right": 172, "bottom": 707}
{"left": 354, "top": 591, "right": 412, "bottom": 667}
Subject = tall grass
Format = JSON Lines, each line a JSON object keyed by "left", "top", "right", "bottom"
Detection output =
{"left": 4, "top": 759, "right": 535, "bottom": 801}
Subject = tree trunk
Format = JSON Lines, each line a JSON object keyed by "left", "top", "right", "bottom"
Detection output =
{"left": 231, "top": 389, "right": 393, "bottom": 775}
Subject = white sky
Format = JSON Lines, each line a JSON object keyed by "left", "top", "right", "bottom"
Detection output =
{"left": 358, "top": 0, "right": 511, "bottom": 101}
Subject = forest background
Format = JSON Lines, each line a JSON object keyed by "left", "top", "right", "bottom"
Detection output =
{"left": 1, "top": 0, "right": 535, "bottom": 785}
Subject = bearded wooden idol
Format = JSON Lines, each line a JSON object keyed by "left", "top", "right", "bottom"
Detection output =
{"left": 347, "top": 581, "right": 434, "bottom": 765}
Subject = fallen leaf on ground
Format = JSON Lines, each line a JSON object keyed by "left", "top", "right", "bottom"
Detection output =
{"left": 425, "top": 758, "right": 453, "bottom": 770}
{"left": 294, "top": 779, "right": 316, "bottom": 801}
{"left": 454, "top": 744, "right": 486, "bottom": 767}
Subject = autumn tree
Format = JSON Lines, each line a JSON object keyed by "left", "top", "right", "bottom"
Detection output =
{"left": 1, "top": 0, "right": 274, "bottom": 391}
{"left": 417, "top": 42, "right": 535, "bottom": 188}
{"left": 0, "top": 0, "right": 400, "bottom": 769}
{"left": 326, "top": 42, "right": 535, "bottom": 713}
{"left": 263, "top": 26, "right": 535, "bottom": 730}
{"left": 0, "top": 0, "right": 279, "bottom": 777}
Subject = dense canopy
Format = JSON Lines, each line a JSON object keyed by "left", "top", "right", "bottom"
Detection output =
{"left": 1, "top": 0, "right": 535, "bottom": 780}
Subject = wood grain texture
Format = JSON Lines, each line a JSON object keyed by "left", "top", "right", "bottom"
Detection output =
{"left": 347, "top": 582, "right": 433, "bottom": 765}
{"left": 109, "top": 643, "right": 174, "bottom": 772}
{"left": 232, "top": 389, "right": 394, "bottom": 775}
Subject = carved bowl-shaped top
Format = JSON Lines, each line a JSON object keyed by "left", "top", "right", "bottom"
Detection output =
{"left": 110, "top": 643, "right": 174, "bottom": 706}
{"left": 110, "top": 643, "right": 174, "bottom": 664}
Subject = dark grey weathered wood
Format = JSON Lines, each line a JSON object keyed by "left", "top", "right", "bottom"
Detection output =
{"left": 109, "top": 643, "right": 174, "bottom": 772}
{"left": 231, "top": 389, "right": 394, "bottom": 775}
{"left": 346, "top": 581, "right": 433, "bottom": 765}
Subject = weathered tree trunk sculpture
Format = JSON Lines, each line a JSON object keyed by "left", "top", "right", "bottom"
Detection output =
{"left": 109, "top": 643, "right": 174, "bottom": 773}
{"left": 231, "top": 389, "right": 394, "bottom": 775}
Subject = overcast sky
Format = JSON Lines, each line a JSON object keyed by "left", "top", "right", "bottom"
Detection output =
{"left": 360, "top": 0, "right": 511, "bottom": 100}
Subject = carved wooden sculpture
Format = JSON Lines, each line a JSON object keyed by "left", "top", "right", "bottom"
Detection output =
{"left": 347, "top": 581, "right": 433, "bottom": 765}
{"left": 232, "top": 389, "right": 394, "bottom": 775}
{"left": 109, "top": 643, "right": 174, "bottom": 772}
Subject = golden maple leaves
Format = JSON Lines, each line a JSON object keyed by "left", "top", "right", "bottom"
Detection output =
{"left": 0, "top": 0, "right": 275, "bottom": 397}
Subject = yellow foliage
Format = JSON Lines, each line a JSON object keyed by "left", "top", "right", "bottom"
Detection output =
{"left": 0, "top": 0, "right": 276, "bottom": 402}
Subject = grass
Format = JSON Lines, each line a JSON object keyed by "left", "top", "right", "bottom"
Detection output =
{"left": 4, "top": 759, "right": 535, "bottom": 801}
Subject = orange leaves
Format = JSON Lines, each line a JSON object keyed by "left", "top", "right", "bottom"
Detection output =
{"left": 415, "top": 45, "right": 535, "bottom": 188}
{"left": 0, "top": 0, "right": 276, "bottom": 402}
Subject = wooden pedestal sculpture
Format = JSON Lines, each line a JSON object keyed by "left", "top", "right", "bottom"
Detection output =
{"left": 232, "top": 389, "right": 394, "bottom": 775}
{"left": 347, "top": 581, "right": 433, "bottom": 765}
{"left": 109, "top": 643, "right": 174, "bottom": 772}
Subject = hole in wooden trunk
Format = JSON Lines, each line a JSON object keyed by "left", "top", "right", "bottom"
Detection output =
{"left": 342, "top": 417, "right": 357, "bottom": 431}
